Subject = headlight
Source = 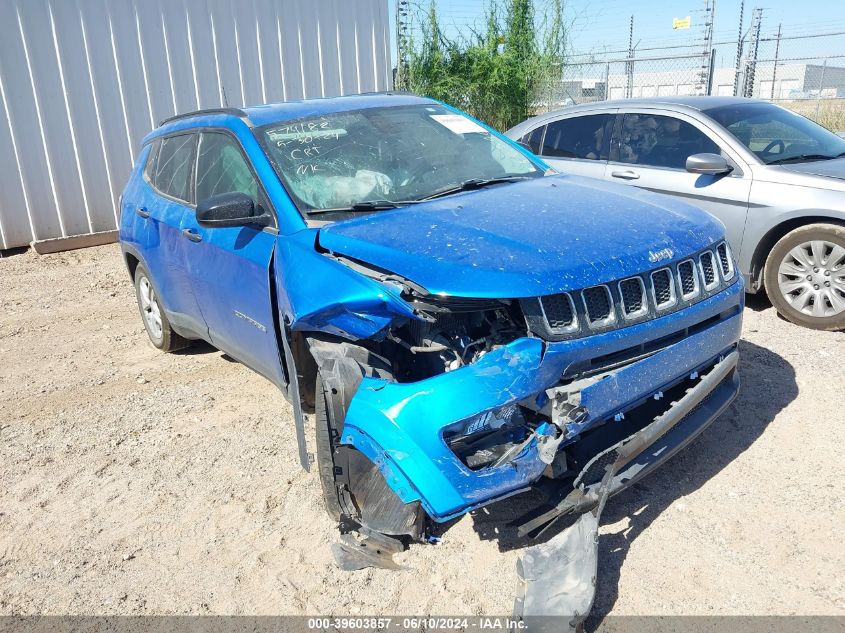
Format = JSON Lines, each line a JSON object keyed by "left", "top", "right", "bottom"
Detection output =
{"left": 442, "top": 404, "right": 533, "bottom": 470}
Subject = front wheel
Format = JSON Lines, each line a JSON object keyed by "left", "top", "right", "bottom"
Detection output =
{"left": 314, "top": 369, "right": 424, "bottom": 538}
{"left": 764, "top": 223, "right": 845, "bottom": 331}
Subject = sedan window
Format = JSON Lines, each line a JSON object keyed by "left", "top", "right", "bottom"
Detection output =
{"left": 705, "top": 102, "right": 845, "bottom": 164}
{"left": 542, "top": 114, "right": 613, "bottom": 160}
{"left": 519, "top": 125, "right": 545, "bottom": 154}
{"left": 615, "top": 114, "right": 720, "bottom": 169}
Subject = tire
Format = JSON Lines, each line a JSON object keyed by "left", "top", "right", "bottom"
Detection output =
{"left": 133, "top": 264, "right": 191, "bottom": 352}
{"left": 314, "top": 368, "right": 425, "bottom": 538}
{"left": 764, "top": 223, "right": 845, "bottom": 331}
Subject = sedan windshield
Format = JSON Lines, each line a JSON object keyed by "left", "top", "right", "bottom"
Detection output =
{"left": 705, "top": 102, "right": 845, "bottom": 165}
{"left": 260, "top": 104, "right": 542, "bottom": 214}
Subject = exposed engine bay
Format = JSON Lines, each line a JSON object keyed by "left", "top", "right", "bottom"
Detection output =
{"left": 385, "top": 294, "right": 528, "bottom": 380}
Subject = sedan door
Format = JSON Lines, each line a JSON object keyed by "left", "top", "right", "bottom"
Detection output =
{"left": 605, "top": 110, "right": 751, "bottom": 251}
{"left": 535, "top": 112, "right": 615, "bottom": 179}
{"left": 180, "top": 130, "right": 285, "bottom": 387}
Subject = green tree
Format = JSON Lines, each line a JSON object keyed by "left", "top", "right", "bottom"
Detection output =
{"left": 407, "top": 0, "right": 567, "bottom": 131}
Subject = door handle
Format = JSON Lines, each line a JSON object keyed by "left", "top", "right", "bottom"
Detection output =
{"left": 136, "top": 207, "right": 150, "bottom": 219}
{"left": 611, "top": 170, "right": 640, "bottom": 180}
{"left": 181, "top": 228, "right": 202, "bottom": 242}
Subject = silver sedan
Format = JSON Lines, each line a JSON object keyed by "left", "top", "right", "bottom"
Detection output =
{"left": 507, "top": 96, "right": 845, "bottom": 331}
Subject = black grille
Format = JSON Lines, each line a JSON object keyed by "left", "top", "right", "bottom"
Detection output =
{"left": 652, "top": 269, "right": 673, "bottom": 306}
{"left": 583, "top": 286, "right": 612, "bottom": 323}
{"left": 717, "top": 243, "right": 732, "bottom": 278}
{"left": 701, "top": 252, "right": 716, "bottom": 286}
{"left": 540, "top": 293, "right": 574, "bottom": 329}
{"left": 522, "top": 244, "right": 735, "bottom": 342}
{"left": 678, "top": 260, "right": 696, "bottom": 296}
{"left": 619, "top": 278, "right": 644, "bottom": 315}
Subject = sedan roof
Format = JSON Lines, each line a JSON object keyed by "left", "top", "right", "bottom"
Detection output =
{"left": 505, "top": 96, "right": 767, "bottom": 137}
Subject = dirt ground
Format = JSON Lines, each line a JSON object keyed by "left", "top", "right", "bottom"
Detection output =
{"left": 1, "top": 244, "right": 844, "bottom": 617}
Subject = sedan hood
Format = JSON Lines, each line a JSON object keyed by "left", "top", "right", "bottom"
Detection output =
{"left": 317, "top": 175, "right": 725, "bottom": 298}
{"left": 780, "top": 156, "right": 845, "bottom": 180}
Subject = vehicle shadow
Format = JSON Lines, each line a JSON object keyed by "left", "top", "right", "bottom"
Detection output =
{"left": 464, "top": 339, "right": 796, "bottom": 617}
{"left": 172, "top": 340, "right": 237, "bottom": 363}
{"left": 744, "top": 292, "right": 773, "bottom": 312}
{"left": 172, "top": 340, "right": 217, "bottom": 356}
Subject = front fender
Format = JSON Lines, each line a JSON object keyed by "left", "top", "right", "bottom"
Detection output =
{"left": 274, "top": 229, "right": 419, "bottom": 340}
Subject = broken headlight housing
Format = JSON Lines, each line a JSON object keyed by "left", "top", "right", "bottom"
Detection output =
{"left": 442, "top": 404, "right": 536, "bottom": 470}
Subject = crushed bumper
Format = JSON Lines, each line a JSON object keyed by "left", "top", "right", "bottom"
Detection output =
{"left": 340, "top": 280, "right": 743, "bottom": 522}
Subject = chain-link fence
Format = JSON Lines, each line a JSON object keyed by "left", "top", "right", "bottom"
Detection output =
{"left": 538, "top": 31, "right": 845, "bottom": 131}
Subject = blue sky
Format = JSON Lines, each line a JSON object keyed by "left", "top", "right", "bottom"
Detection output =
{"left": 389, "top": 0, "right": 845, "bottom": 69}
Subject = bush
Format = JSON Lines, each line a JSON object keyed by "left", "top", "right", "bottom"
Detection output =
{"left": 405, "top": 0, "right": 566, "bottom": 132}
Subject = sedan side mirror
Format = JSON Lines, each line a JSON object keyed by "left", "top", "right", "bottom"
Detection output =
{"left": 196, "top": 192, "right": 272, "bottom": 228}
{"left": 686, "top": 153, "right": 733, "bottom": 175}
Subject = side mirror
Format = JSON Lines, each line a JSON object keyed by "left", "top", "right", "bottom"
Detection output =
{"left": 686, "top": 153, "right": 733, "bottom": 175}
{"left": 196, "top": 192, "right": 271, "bottom": 228}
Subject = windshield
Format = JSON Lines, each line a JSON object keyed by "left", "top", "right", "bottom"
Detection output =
{"left": 705, "top": 102, "right": 845, "bottom": 165}
{"left": 260, "top": 104, "right": 542, "bottom": 214}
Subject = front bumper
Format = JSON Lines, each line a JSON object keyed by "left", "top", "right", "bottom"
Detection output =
{"left": 340, "top": 278, "right": 743, "bottom": 522}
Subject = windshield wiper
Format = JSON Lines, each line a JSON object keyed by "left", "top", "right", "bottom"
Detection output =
{"left": 767, "top": 153, "right": 844, "bottom": 165}
{"left": 308, "top": 200, "right": 421, "bottom": 215}
{"left": 417, "top": 176, "right": 531, "bottom": 201}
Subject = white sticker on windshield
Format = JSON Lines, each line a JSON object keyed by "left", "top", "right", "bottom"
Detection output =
{"left": 430, "top": 114, "right": 487, "bottom": 135}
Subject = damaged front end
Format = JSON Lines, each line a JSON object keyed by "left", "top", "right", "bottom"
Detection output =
{"left": 300, "top": 256, "right": 743, "bottom": 540}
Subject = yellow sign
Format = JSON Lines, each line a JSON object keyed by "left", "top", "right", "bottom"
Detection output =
{"left": 673, "top": 16, "right": 691, "bottom": 29}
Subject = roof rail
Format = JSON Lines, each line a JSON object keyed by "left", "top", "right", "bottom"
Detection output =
{"left": 159, "top": 107, "right": 251, "bottom": 127}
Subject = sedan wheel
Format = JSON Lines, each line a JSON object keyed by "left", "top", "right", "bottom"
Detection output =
{"left": 765, "top": 224, "right": 845, "bottom": 331}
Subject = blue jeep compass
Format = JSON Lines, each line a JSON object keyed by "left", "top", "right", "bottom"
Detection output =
{"left": 119, "top": 93, "right": 743, "bottom": 543}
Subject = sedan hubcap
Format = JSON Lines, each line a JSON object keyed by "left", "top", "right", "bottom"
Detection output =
{"left": 138, "top": 276, "right": 163, "bottom": 339}
{"left": 777, "top": 239, "right": 845, "bottom": 318}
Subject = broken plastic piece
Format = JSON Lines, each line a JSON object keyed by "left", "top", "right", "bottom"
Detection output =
{"left": 513, "top": 464, "right": 615, "bottom": 633}
{"left": 331, "top": 527, "right": 406, "bottom": 571}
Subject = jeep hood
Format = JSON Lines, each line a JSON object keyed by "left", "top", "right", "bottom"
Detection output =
{"left": 316, "top": 175, "right": 725, "bottom": 298}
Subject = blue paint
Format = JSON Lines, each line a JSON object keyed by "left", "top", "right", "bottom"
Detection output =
{"left": 341, "top": 281, "right": 743, "bottom": 521}
{"left": 317, "top": 174, "right": 725, "bottom": 298}
{"left": 120, "top": 93, "right": 743, "bottom": 526}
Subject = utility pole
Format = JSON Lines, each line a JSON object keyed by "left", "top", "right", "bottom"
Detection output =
{"left": 394, "top": 0, "right": 410, "bottom": 90}
{"left": 771, "top": 23, "right": 782, "bottom": 100}
{"left": 626, "top": 15, "right": 634, "bottom": 98}
{"left": 698, "top": 0, "right": 716, "bottom": 95}
{"left": 733, "top": 0, "right": 744, "bottom": 96}
{"left": 742, "top": 8, "right": 763, "bottom": 98}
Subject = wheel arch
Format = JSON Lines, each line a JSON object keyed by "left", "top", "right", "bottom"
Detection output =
{"left": 749, "top": 214, "right": 845, "bottom": 294}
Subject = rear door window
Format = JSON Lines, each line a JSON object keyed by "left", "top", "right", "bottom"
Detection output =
{"left": 143, "top": 141, "right": 159, "bottom": 181}
{"left": 615, "top": 113, "right": 720, "bottom": 169}
{"left": 519, "top": 126, "right": 545, "bottom": 154}
{"left": 541, "top": 114, "right": 613, "bottom": 160}
{"left": 152, "top": 134, "right": 196, "bottom": 203}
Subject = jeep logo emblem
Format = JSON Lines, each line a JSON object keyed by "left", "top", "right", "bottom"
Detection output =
{"left": 648, "top": 247, "right": 674, "bottom": 263}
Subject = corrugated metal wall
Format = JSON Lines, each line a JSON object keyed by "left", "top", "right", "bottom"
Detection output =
{"left": 0, "top": 0, "right": 391, "bottom": 249}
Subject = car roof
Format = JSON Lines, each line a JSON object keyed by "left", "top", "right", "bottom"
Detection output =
{"left": 147, "top": 92, "right": 436, "bottom": 142}
{"left": 506, "top": 96, "right": 770, "bottom": 136}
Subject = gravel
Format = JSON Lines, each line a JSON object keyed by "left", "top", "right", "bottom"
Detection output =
{"left": 1, "top": 244, "right": 843, "bottom": 616}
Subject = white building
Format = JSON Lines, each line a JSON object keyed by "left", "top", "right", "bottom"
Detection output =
{"left": 564, "top": 62, "right": 845, "bottom": 103}
{"left": 0, "top": 0, "right": 391, "bottom": 251}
